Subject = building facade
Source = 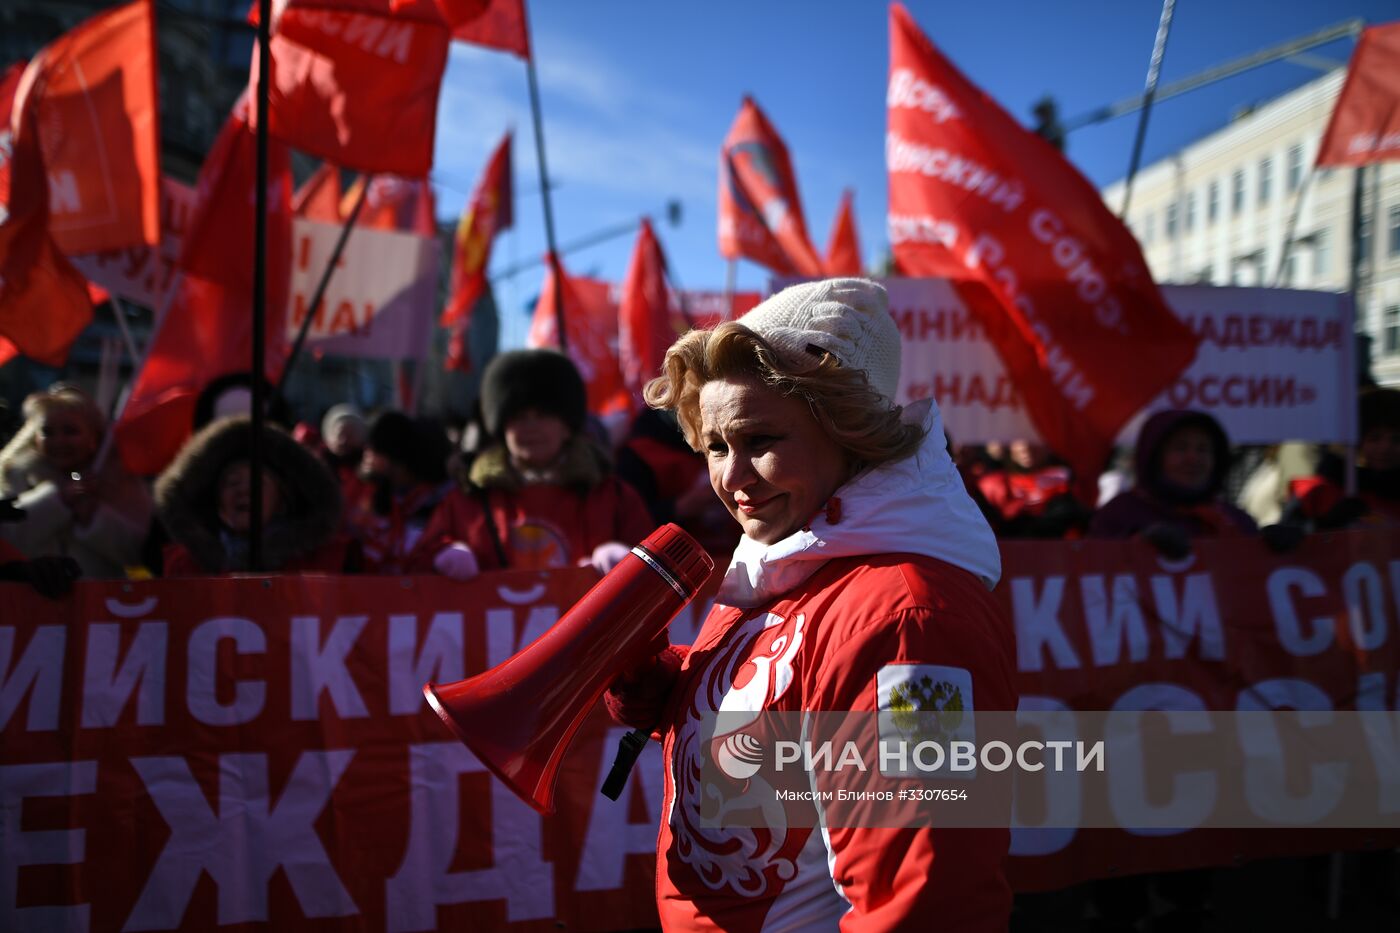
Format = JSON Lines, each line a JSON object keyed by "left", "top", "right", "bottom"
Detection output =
{"left": 1101, "top": 69, "right": 1400, "bottom": 386}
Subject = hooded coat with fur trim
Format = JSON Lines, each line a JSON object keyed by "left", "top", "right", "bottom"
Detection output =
{"left": 1089, "top": 409, "right": 1256, "bottom": 539}
{"left": 409, "top": 434, "right": 655, "bottom": 572}
{"left": 155, "top": 417, "right": 352, "bottom": 574}
{"left": 0, "top": 421, "right": 152, "bottom": 578}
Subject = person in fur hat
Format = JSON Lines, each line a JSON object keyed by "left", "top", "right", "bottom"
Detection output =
{"left": 410, "top": 349, "right": 654, "bottom": 578}
{"left": 0, "top": 383, "right": 152, "bottom": 578}
{"left": 155, "top": 416, "right": 357, "bottom": 574}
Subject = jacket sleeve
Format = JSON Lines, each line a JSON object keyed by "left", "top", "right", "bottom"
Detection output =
{"left": 808, "top": 605, "right": 1015, "bottom": 933}
{"left": 0, "top": 481, "right": 71, "bottom": 557}
{"left": 71, "top": 479, "right": 153, "bottom": 570}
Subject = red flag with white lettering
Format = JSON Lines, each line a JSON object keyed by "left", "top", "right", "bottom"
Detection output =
{"left": 114, "top": 100, "right": 294, "bottom": 476}
{"left": 618, "top": 218, "right": 675, "bottom": 398}
{"left": 528, "top": 260, "right": 632, "bottom": 419}
{"left": 823, "top": 189, "right": 863, "bottom": 276}
{"left": 717, "top": 97, "right": 824, "bottom": 277}
{"left": 887, "top": 3, "right": 1199, "bottom": 491}
{"left": 254, "top": 0, "right": 450, "bottom": 176}
{"left": 441, "top": 133, "right": 511, "bottom": 329}
{"left": 447, "top": 0, "right": 529, "bottom": 58}
{"left": 24, "top": 0, "right": 161, "bottom": 256}
{"left": 0, "top": 64, "right": 94, "bottom": 366}
{"left": 1316, "top": 22, "right": 1400, "bottom": 167}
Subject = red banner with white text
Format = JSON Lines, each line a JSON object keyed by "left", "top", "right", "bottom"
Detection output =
{"left": 4, "top": 532, "right": 1399, "bottom": 927}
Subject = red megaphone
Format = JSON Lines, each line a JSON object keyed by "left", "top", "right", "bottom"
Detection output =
{"left": 424, "top": 523, "right": 714, "bottom": 813}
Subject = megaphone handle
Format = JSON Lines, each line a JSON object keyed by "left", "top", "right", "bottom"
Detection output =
{"left": 600, "top": 729, "right": 651, "bottom": 801}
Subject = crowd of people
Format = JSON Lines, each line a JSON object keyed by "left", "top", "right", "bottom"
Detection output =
{"left": 1, "top": 279, "right": 1397, "bottom": 930}
{"left": 1, "top": 352, "right": 1397, "bottom": 598}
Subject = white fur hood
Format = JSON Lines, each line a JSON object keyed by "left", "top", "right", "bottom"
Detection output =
{"left": 717, "top": 398, "right": 1001, "bottom": 608}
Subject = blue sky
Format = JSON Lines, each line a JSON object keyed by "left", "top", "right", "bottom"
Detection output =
{"left": 429, "top": 1, "right": 1398, "bottom": 346}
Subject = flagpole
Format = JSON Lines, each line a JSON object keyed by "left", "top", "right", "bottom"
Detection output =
{"left": 1118, "top": 0, "right": 1176, "bottom": 219}
{"left": 251, "top": 0, "right": 272, "bottom": 571}
{"left": 275, "top": 173, "right": 372, "bottom": 398}
{"left": 521, "top": 10, "right": 567, "bottom": 350}
{"left": 1270, "top": 163, "right": 1318, "bottom": 287}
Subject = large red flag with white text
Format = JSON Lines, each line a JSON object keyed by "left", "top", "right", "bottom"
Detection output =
{"left": 618, "top": 218, "right": 675, "bottom": 398}
{"left": 441, "top": 133, "right": 511, "bottom": 371}
{"left": 718, "top": 97, "right": 823, "bottom": 277}
{"left": 824, "top": 188, "right": 863, "bottom": 276}
{"left": 256, "top": 0, "right": 450, "bottom": 176}
{"left": 887, "top": 3, "right": 1198, "bottom": 490}
{"left": 1316, "top": 22, "right": 1400, "bottom": 167}
{"left": 0, "top": 64, "right": 93, "bottom": 367}
{"left": 24, "top": 0, "right": 161, "bottom": 256}
{"left": 528, "top": 261, "right": 632, "bottom": 419}
{"left": 114, "top": 100, "right": 294, "bottom": 476}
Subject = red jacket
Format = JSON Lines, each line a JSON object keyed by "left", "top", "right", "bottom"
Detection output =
{"left": 654, "top": 553, "right": 1016, "bottom": 931}
{"left": 411, "top": 475, "right": 655, "bottom": 572}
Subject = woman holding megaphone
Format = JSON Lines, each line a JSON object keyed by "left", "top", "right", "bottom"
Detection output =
{"left": 425, "top": 279, "right": 1016, "bottom": 931}
{"left": 613, "top": 279, "right": 1017, "bottom": 930}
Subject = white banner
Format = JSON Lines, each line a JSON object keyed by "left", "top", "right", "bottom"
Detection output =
{"left": 70, "top": 177, "right": 197, "bottom": 310}
{"left": 884, "top": 278, "right": 1356, "bottom": 447}
{"left": 287, "top": 218, "right": 440, "bottom": 360}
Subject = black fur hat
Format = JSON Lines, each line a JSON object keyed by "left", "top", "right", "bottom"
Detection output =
{"left": 479, "top": 349, "right": 586, "bottom": 439}
{"left": 368, "top": 411, "right": 449, "bottom": 484}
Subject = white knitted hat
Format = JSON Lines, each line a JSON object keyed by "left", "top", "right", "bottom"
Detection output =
{"left": 737, "top": 278, "right": 902, "bottom": 403}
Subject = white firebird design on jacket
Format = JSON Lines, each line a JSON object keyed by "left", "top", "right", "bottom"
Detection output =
{"left": 668, "top": 610, "right": 807, "bottom": 897}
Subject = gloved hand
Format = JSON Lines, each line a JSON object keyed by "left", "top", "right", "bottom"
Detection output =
{"left": 433, "top": 543, "right": 481, "bottom": 581}
{"left": 1140, "top": 523, "right": 1192, "bottom": 560}
{"left": 0, "top": 556, "right": 81, "bottom": 598}
{"left": 590, "top": 541, "right": 632, "bottom": 575}
{"left": 1261, "top": 523, "right": 1306, "bottom": 554}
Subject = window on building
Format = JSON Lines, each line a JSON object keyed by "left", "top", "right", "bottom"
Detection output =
{"left": 1143, "top": 211, "right": 1154, "bottom": 245}
{"left": 1258, "top": 158, "right": 1272, "bottom": 204}
{"left": 1386, "top": 306, "right": 1400, "bottom": 355}
{"left": 1287, "top": 144, "right": 1304, "bottom": 192}
{"left": 1282, "top": 254, "right": 1297, "bottom": 286}
{"left": 1165, "top": 202, "right": 1178, "bottom": 239}
{"left": 1208, "top": 181, "right": 1219, "bottom": 222}
{"left": 1390, "top": 205, "right": 1400, "bottom": 256}
{"left": 1185, "top": 192, "right": 1196, "bottom": 232}
{"left": 1232, "top": 170, "right": 1245, "bottom": 215}
{"left": 1313, "top": 229, "right": 1329, "bottom": 277}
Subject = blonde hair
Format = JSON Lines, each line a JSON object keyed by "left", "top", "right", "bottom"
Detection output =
{"left": 643, "top": 322, "right": 925, "bottom": 469}
{"left": 22, "top": 382, "right": 105, "bottom": 436}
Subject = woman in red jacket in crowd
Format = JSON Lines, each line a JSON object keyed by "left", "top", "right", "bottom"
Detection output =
{"left": 608, "top": 279, "right": 1016, "bottom": 931}
{"left": 412, "top": 349, "right": 654, "bottom": 579}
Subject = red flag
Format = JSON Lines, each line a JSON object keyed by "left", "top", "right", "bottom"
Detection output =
{"left": 441, "top": 132, "right": 512, "bottom": 331}
{"left": 618, "top": 218, "right": 675, "bottom": 397}
{"left": 528, "top": 259, "right": 632, "bottom": 419}
{"left": 179, "top": 96, "right": 293, "bottom": 306}
{"left": 22, "top": 0, "right": 161, "bottom": 256}
{"left": 254, "top": 0, "right": 450, "bottom": 176}
{"left": 114, "top": 100, "right": 294, "bottom": 476}
{"left": 342, "top": 174, "right": 437, "bottom": 236}
{"left": 888, "top": 4, "right": 1198, "bottom": 493}
{"left": 293, "top": 161, "right": 343, "bottom": 222}
{"left": 1316, "top": 22, "right": 1400, "bottom": 167}
{"left": 443, "top": 0, "right": 529, "bottom": 58}
{"left": 0, "top": 65, "right": 94, "bottom": 366}
{"left": 823, "top": 189, "right": 863, "bottom": 276}
{"left": 718, "top": 97, "right": 823, "bottom": 277}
